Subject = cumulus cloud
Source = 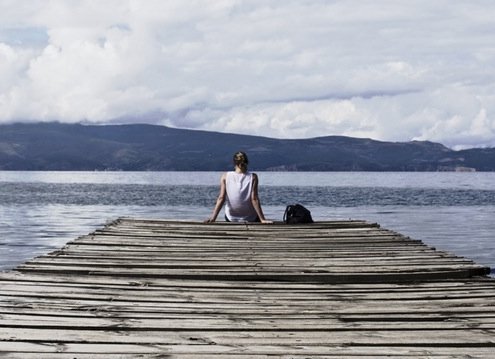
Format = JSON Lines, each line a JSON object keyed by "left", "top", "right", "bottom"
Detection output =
{"left": 0, "top": 0, "right": 494, "bottom": 148}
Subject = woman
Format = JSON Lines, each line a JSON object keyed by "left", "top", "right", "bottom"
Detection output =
{"left": 205, "top": 151, "right": 272, "bottom": 223}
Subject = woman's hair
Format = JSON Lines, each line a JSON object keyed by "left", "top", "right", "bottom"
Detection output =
{"left": 233, "top": 151, "right": 249, "bottom": 172}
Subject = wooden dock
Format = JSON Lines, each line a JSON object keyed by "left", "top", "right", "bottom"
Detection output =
{"left": 1, "top": 219, "right": 494, "bottom": 358}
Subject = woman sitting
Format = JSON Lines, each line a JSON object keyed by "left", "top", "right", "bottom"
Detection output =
{"left": 205, "top": 151, "right": 272, "bottom": 223}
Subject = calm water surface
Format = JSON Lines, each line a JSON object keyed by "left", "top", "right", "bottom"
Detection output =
{"left": 1, "top": 171, "right": 494, "bottom": 272}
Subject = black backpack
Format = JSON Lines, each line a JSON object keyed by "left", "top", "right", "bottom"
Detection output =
{"left": 283, "top": 204, "right": 314, "bottom": 224}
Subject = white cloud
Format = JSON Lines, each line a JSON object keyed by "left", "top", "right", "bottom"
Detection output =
{"left": 0, "top": 0, "right": 494, "bottom": 148}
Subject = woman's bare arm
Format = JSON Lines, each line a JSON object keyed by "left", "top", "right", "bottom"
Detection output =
{"left": 250, "top": 173, "right": 272, "bottom": 223}
{"left": 205, "top": 173, "right": 226, "bottom": 223}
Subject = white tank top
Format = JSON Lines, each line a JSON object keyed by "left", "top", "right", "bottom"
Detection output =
{"left": 225, "top": 171, "right": 258, "bottom": 222}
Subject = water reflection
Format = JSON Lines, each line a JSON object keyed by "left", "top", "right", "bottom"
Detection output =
{"left": 1, "top": 171, "right": 495, "bottom": 189}
{"left": 321, "top": 205, "right": 495, "bottom": 272}
{"left": 0, "top": 204, "right": 213, "bottom": 270}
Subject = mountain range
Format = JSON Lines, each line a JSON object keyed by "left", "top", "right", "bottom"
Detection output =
{"left": 0, "top": 122, "right": 494, "bottom": 171}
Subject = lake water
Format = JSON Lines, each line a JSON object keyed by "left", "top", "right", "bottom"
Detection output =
{"left": 1, "top": 171, "right": 494, "bottom": 273}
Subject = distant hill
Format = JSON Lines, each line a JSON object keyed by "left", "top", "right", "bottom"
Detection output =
{"left": 0, "top": 122, "right": 494, "bottom": 171}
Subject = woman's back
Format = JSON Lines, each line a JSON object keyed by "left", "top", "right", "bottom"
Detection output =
{"left": 224, "top": 171, "right": 258, "bottom": 222}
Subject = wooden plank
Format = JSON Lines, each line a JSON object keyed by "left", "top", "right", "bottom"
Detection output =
{"left": 14, "top": 266, "right": 489, "bottom": 283}
{"left": 3, "top": 354, "right": 495, "bottom": 359}
{"left": 2, "top": 296, "right": 495, "bottom": 315}
{"left": 2, "top": 303, "right": 495, "bottom": 320}
{"left": 3, "top": 280, "right": 495, "bottom": 297}
{"left": 4, "top": 341, "right": 495, "bottom": 358}
{"left": 20, "top": 260, "right": 478, "bottom": 271}
{"left": 2, "top": 328, "right": 495, "bottom": 346}
{"left": 2, "top": 271, "right": 494, "bottom": 292}
{"left": 3, "top": 312, "right": 495, "bottom": 330}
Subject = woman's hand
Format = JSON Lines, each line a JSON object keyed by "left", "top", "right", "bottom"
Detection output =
{"left": 204, "top": 218, "right": 215, "bottom": 223}
{"left": 260, "top": 219, "right": 273, "bottom": 224}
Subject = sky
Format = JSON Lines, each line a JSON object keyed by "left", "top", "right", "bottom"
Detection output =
{"left": 0, "top": 0, "right": 494, "bottom": 149}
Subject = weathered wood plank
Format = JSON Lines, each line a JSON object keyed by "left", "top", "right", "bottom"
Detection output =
{"left": 3, "top": 354, "right": 495, "bottom": 359}
{"left": 14, "top": 265, "right": 489, "bottom": 283}
{"left": 6, "top": 270, "right": 494, "bottom": 289}
{"left": 4, "top": 341, "right": 495, "bottom": 358}
{"left": 3, "top": 280, "right": 495, "bottom": 298}
{"left": 3, "top": 312, "right": 495, "bottom": 330}
{"left": 2, "top": 328, "right": 495, "bottom": 346}
{"left": 19, "top": 260, "right": 479, "bottom": 272}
